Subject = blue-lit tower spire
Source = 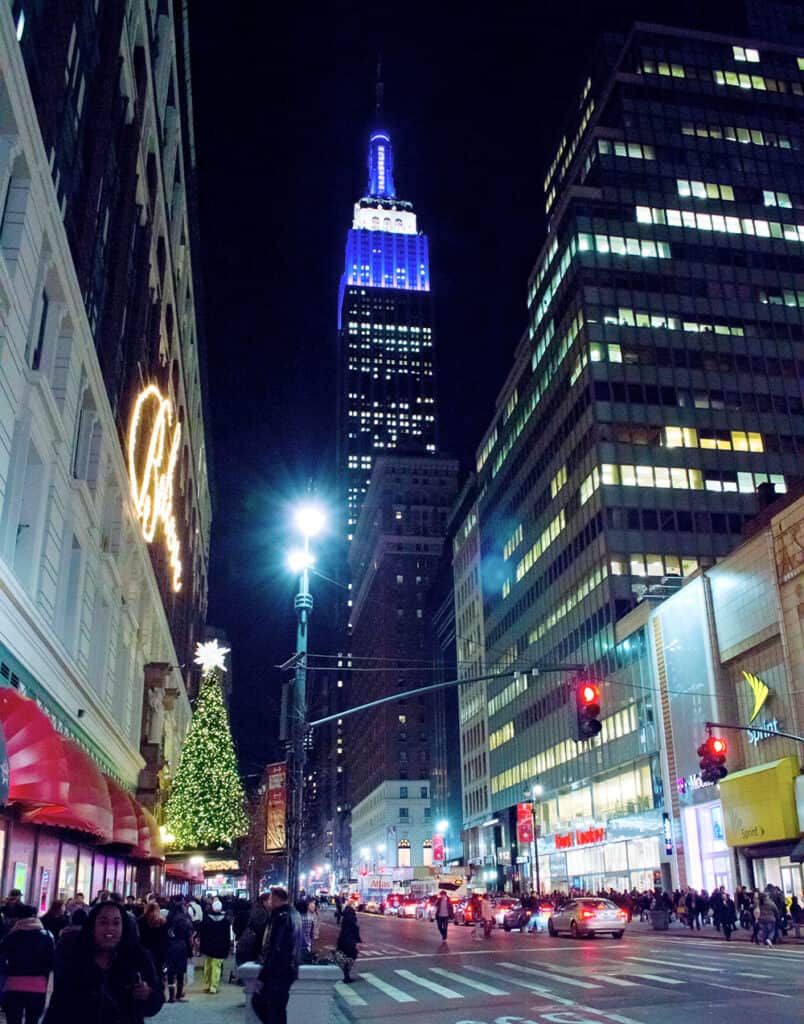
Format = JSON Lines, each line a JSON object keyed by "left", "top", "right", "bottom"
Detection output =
{"left": 337, "top": 113, "right": 438, "bottom": 538}
{"left": 367, "top": 130, "right": 396, "bottom": 198}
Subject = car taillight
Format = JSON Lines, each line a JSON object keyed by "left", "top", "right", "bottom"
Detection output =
{"left": 580, "top": 910, "right": 595, "bottom": 920}
{"left": 617, "top": 910, "right": 627, "bottom": 919}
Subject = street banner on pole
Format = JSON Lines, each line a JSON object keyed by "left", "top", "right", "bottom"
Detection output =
{"left": 264, "top": 761, "right": 287, "bottom": 854}
{"left": 516, "top": 802, "right": 534, "bottom": 846}
{"left": 432, "top": 833, "right": 445, "bottom": 862}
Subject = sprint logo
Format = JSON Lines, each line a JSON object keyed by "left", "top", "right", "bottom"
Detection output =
{"left": 742, "top": 671, "right": 770, "bottom": 724}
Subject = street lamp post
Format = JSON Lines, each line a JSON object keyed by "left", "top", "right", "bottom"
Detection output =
{"left": 529, "top": 783, "right": 544, "bottom": 896}
{"left": 286, "top": 504, "right": 325, "bottom": 902}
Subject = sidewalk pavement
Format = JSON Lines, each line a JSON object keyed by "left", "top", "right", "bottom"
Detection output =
{"left": 626, "top": 916, "right": 804, "bottom": 943}
{"left": 157, "top": 957, "right": 245, "bottom": 1024}
{"left": 156, "top": 956, "right": 350, "bottom": 1024}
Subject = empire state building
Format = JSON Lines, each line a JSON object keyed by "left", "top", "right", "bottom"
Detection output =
{"left": 337, "top": 126, "right": 438, "bottom": 537}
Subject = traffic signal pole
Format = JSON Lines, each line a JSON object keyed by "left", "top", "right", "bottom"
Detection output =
{"left": 705, "top": 720, "right": 804, "bottom": 745}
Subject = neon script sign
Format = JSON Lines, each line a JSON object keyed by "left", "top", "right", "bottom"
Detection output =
{"left": 128, "top": 384, "right": 183, "bottom": 591}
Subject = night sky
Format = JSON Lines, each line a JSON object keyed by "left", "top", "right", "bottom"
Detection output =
{"left": 188, "top": 0, "right": 747, "bottom": 778}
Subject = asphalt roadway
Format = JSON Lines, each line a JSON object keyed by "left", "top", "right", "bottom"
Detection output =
{"left": 318, "top": 909, "right": 804, "bottom": 1024}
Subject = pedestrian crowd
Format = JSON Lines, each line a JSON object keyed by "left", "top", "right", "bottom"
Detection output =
{"left": 513, "top": 883, "right": 803, "bottom": 946}
{"left": 0, "top": 885, "right": 314, "bottom": 1023}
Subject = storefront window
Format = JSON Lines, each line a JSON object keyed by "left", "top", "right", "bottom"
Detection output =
{"left": 57, "top": 846, "right": 77, "bottom": 901}
{"left": 628, "top": 836, "right": 660, "bottom": 869}
{"left": 604, "top": 842, "right": 628, "bottom": 872}
{"left": 76, "top": 852, "right": 91, "bottom": 900}
{"left": 567, "top": 845, "right": 605, "bottom": 877}
{"left": 93, "top": 855, "right": 106, "bottom": 898}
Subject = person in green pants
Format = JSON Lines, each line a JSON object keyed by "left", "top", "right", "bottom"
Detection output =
{"left": 200, "top": 900, "right": 231, "bottom": 994}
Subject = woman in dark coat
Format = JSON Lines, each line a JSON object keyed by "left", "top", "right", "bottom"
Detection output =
{"left": 137, "top": 902, "right": 168, "bottom": 988}
{"left": 0, "top": 904, "right": 55, "bottom": 1024}
{"left": 335, "top": 904, "right": 362, "bottom": 983}
{"left": 41, "top": 900, "right": 68, "bottom": 942}
{"left": 43, "top": 901, "right": 164, "bottom": 1023}
{"left": 165, "top": 906, "right": 193, "bottom": 1003}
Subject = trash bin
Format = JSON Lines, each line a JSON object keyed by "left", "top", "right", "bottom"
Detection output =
{"left": 649, "top": 909, "right": 670, "bottom": 931}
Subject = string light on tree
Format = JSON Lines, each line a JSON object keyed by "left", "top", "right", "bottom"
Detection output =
{"left": 164, "top": 641, "right": 247, "bottom": 849}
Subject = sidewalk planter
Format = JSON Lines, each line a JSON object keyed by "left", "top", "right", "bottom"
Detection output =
{"left": 649, "top": 909, "right": 670, "bottom": 931}
{"left": 235, "top": 962, "right": 342, "bottom": 1024}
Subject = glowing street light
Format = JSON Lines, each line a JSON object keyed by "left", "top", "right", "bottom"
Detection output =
{"left": 295, "top": 504, "right": 326, "bottom": 538}
{"left": 287, "top": 548, "right": 315, "bottom": 574}
{"left": 435, "top": 820, "right": 449, "bottom": 834}
{"left": 285, "top": 501, "right": 327, "bottom": 903}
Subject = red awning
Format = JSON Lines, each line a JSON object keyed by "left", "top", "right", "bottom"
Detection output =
{"left": 131, "top": 801, "right": 152, "bottom": 860}
{"left": 23, "top": 737, "right": 113, "bottom": 841}
{"left": 103, "top": 776, "right": 139, "bottom": 847}
{"left": 0, "top": 687, "right": 69, "bottom": 809}
{"left": 140, "top": 805, "right": 165, "bottom": 863}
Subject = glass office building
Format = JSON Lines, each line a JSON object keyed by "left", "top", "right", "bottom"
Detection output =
{"left": 470, "top": 22, "right": 804, "bottom": 889}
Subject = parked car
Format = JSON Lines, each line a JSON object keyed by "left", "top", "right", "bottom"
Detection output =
{"left": 453, "top": 898, "right": 482, "bottom": 926}
{"left": 363, "top": 896, "right": 382, "bottom": 914}
{"left": 397, "top": 896, "right": 419, "bottom": 918}
{"left": 493, "top": 898, "right": 518, "bottom": 926}
{"left": 383, "top": 894, "right": 403, "bottom": 915}
{"left": 502, "top": 900, "right": 554, "bottom": 931}
{"left": 547, "top": 898, "right": 628, "bottom": 939}
{"left": 416, "top": 896, "right": 438, "bottom": 921}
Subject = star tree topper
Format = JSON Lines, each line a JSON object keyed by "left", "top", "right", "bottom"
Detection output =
{"left": 194, "top": 639, "right": 230, "bottom": 675}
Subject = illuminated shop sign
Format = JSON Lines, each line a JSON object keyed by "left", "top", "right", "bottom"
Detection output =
{"left": 662, "top": 812, "right": 673, "bottom": 855}
{"left": 741, "top": 670, "right": 781, "bottom": 745}
{"left": 128, "top": 385, "right": 183, "bottom": 592}
{"left": 555, "top": 826, "right": 606, "bottom": 849}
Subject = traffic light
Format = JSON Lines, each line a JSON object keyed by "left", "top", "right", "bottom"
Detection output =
{"left": 698, "top": 735, "right": 728, "bottom": 783}
{"left": 574, "top": 680, "right": 602, "bottom": 741}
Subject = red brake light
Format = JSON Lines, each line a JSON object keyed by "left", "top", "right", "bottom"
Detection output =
{"left": 580, "top": 909, "right": 595, "bottom": 919}
{"left": 617, "top": 910, "right": 628, "bottom": 919}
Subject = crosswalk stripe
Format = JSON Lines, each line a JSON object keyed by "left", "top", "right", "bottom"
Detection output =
{"left": 335, "top": 981, "right": 367, "bottom": 1006}
{"left": 429, "top": 967, "right": 508, "bottom": 995}
{"left": 618, "top": 970, "right": 680, "bottom": 987}
{"left": 622, "top": 971, "right": 684, "bottom": 985}
{"left": 497, "top": 961, "right": 601, "bottom": 989}
{"left": 588, "top": 973, "right": 640, "bottom": 987}
{"left": 465, "top": 964, "right": 555, "bottom": 994}
{"left": 361, "top": 971, "right": 417, "bottom": 1002}
{"left": 627, "top": 956, "right": 720, "bottom": 973}
{"left": 395, "top": 969, "right": 463, "bottom": 999}
{"left": 540, "top": 963, "right": 638, "bottom": 988}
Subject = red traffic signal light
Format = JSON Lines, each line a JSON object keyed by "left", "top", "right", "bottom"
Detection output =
{"left": 698, "top": 734, "right": 728, "bottom": 783}
{"left": 574, "top": 679, "right": 602, "bottom": 741}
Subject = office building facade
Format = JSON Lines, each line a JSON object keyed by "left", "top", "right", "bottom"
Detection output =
{"left": 337, "top": 126, "right": 437, "bottom": 539}
{"left": 0, "top": 1, "right": 210, "bottom": 901}
{"left": 463, "top": 22, "right": 804, "bottom": 891}
{"left": 347, "top": 453, "right": 458, "bottom": 875}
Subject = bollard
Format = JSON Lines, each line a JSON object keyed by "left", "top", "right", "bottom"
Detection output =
{"left": 235, "top": 962, "right": 342, "bottom": 1024}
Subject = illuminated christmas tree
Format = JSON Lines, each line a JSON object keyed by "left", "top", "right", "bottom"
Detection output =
{"left": 164, "top": 641, "right": 249, "bottom": 848}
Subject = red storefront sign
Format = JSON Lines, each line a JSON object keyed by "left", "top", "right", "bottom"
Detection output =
{"left": 555, "top": 827, "right": 606, "bottom": 850}
{"left": 516, "top": 802, "right": 534, "bottom": 846}
{"left": 264, "top": 762, "right": 287, "bottom": 854}
{"left": 432, "top": 833, "right": 445, "bottom": 862}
